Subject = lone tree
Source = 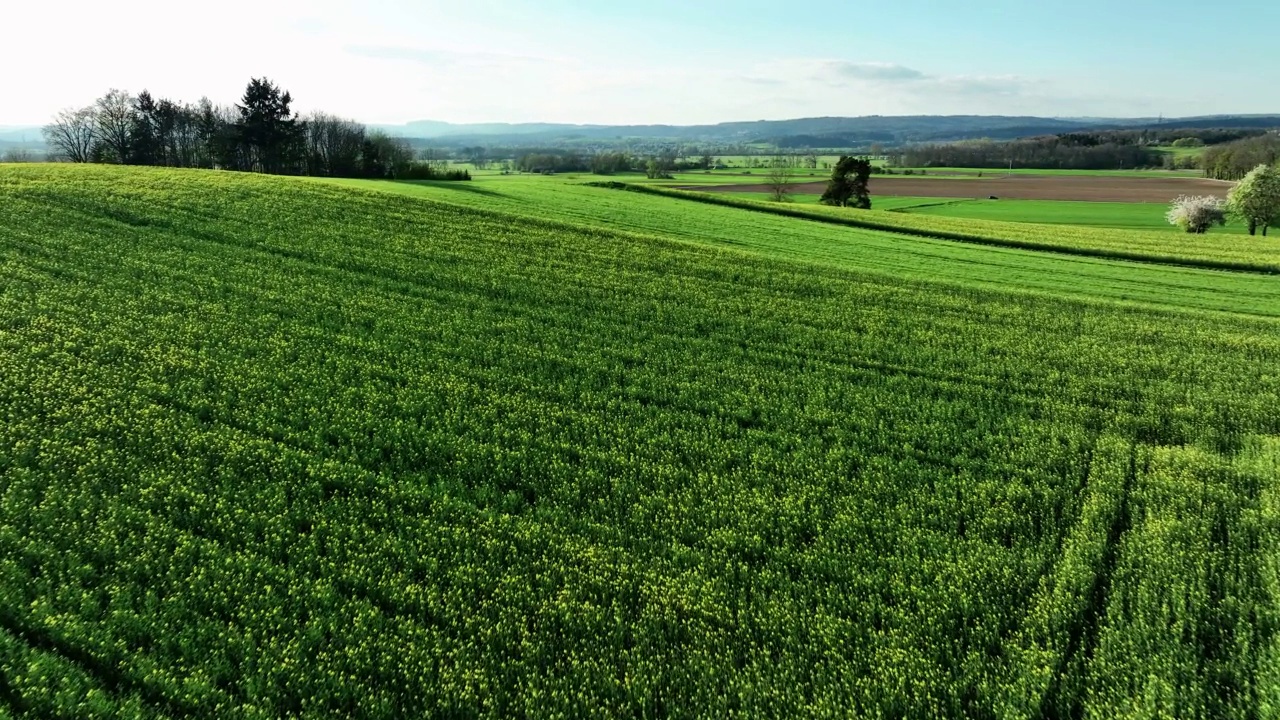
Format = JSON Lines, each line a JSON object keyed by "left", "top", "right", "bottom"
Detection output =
{"left": 820, "top": 156, "right": 873, "bottom": 209}
{"left": 1166, "top": 195, "right": 1227, "bottom": 234}
{"left": 1226, "top": 163, "right": 1280, "bottom": 236}
{"left": 765, "top": 154, "right": 793, "bottom": 202}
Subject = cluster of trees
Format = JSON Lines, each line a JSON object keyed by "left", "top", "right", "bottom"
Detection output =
{"left": 590, "top": 153, "right": 632, "bottom": 175}
{"left": 43, "top": 79, "right": 469, "bottom": 180}
{"left": 889, "top": 128, "right": 1280, "bottom": 174}
{"left": 512, "top": 149, "right": 718, "bottom": 177}
{"left": 1201, "top": 134, "right": 1280, "bottom": 180}
{"left": 1, "top": 146, "right": 36, "bottom": 163}
{"left": 895, "top": 136, "right": 1163, "bottom": 170}
{"left": 751, "top": 154, "right": 875, "bottom": 207}
{"left": 1168, "top": 164, "right": 1280, "bottom": 235}
{"left": 1058, "top": 127, "right": 1265, "bottom": 148}
{"left": 514, "top": 151, "right": 589, "bottom": 174}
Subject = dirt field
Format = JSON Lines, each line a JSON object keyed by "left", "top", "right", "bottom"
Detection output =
{"left": 686, "top": 175, "right": 1232, "bottom": 203}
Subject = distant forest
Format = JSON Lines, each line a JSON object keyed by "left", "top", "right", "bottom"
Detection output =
{"left": 893, "top": 128, "right": 1270, "bottom": 171}
{"left": 41, "top": 79, "right": 469, "bottom": 180}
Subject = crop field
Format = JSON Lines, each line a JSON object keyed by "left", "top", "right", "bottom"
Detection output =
{"left": 880, "top": 167, "right": 1204, "bottom": 178}
{"left": 692, "top": 158, "right": 1199, "bottom": 178}
{"left": 2, "top": 164, "right": 1280, "bottom": 718}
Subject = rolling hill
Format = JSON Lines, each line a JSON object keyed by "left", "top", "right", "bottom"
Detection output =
{"left": 372, "top": 114, "right": 1280, "bottom": 147}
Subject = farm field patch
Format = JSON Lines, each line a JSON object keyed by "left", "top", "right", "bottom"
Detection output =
{"left": 886, "top": 166, "right": 1205, "bottom": 178}
{"left": 693, "top": 173, "right": 1233, "bottom": 202}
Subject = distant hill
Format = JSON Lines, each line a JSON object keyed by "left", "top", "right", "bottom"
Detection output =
{"left": 9, "top": 115, "right": 1280, "bottom": 154}
{"left": 367, "top": 114, "right": 1280, "bottom": 149}
{"left": 371, "top": 115, "right": 1103, "bottom": 145}
{"left": 0, "top": 127, "right": 43, "bottom": 144}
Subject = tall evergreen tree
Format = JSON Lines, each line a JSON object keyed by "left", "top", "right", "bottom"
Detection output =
{"left": 236, "top": 78, "right": 300, "bottom": 174}
{"left": 129, "top": 91, "right": 161, "bottom": 165}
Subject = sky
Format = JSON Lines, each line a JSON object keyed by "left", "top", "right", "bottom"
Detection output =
{"left": 3, "top": 0, "right": 1278, "bottom": 127}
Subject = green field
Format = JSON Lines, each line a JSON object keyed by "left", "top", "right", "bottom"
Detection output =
{"left": 1155, "top": 145, "right": 1210, "bottom": 160}
{"left": 895, "top": 197, "right": 1258, "bottom": 234}
{"left": 3, "top": 164, "right": 1280, "bottom": 718}
{"left": 347, "top": 178, "right": 1280, "bottom": 276}
{"left": 708, "top": 193, "right": 951, "bottom": 210}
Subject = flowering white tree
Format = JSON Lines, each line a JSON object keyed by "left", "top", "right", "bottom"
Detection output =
{"left": 1166, "top": 195, "right": 1227, "bottom": 234}
{"left": 1226, "top": 164, "right": 1280, "bottom": 236}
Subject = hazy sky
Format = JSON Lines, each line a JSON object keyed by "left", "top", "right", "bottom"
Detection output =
{"left": 4, "top": 0, "right": 1278, "bottom": 127}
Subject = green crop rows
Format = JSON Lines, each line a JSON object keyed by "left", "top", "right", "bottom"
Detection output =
{"left": 327, "top": 177, "right": 1280, "bottom": 316}
{"left": 579, "top": 182, "right": 1280, "bottom": 274}
{"left": 2, "top": 164, "right": 1280, "bottom": 718}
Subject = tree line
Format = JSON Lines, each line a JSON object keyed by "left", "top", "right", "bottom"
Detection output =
{"left": 512, "top": 150, "right": 722, "bottom": 177}
{"left": 1201, "top": 133, "right": 1280, "bottom": 180}
{"left": 42, "top": 79, "right": 469, "bottom": 180}
{"left": 1056, "top": 127, "right": 1266, "bottom": 147}
{"left": 893, "top": 136, "right": 1164, "bottom": 171}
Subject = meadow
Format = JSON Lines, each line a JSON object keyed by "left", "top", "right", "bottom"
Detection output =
{"left": 896, "top": 198, "right": 1258, "bottom": 234}
{"left": 1, "top": 164, "right": 1279, "bottom": 718}
{"left": 599, "top": 191, "right": 1255, "bottom": 234}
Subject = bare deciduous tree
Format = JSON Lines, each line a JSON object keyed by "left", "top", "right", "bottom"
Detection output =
{"left": 419, "top": 146, "right": 448, "bottom": 174}
{"left": 303, "top": 112, "right": 366, "bottom": 177}
{"left": 42, "top": 107, "right": 97, "bottom": 163}
{"left": 94, "top": 89, "right": 135, "bottom": 163}
{"left": 765, "top": 154, "right": 793, "bottom": 202}
{"left": 1, "top": 146, "right": 34, "bottom": 163}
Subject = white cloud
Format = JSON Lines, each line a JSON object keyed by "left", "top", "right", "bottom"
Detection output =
{"left": 824, "top": 61, "right": 928, "bottom": 82}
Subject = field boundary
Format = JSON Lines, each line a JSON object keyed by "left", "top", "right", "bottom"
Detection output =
{"left": 885, "top": 199, "right": 975, "bottom": 213}
{"left": 585, "top": 182, "right": 1279, "bottom": 276}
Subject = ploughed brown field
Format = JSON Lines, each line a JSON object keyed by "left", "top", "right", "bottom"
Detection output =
{"left": 687, "top": 174, "right": 1232, "bottom": 202}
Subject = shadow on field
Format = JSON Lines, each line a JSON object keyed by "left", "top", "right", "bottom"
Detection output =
{"left": 393, "top": 180, "right": 507, "bottom": 198}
